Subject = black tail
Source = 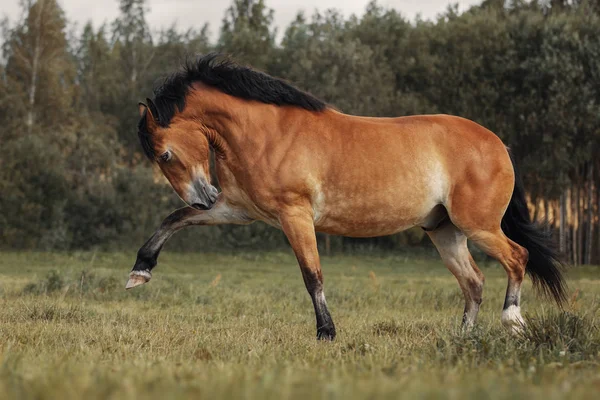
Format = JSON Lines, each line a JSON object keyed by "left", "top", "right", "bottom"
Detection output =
{"left": 501, "top": 150, "right": 568, "bottom": 307}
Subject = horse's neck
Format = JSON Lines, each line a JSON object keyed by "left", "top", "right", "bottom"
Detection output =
{"left": 207, "top": 104, "right": 281, "bottom": 159}
{"left": 190, "top": 86, "right": 335, "bottom": 155}
{"left": 219, "top": 104, "right": 334, "bottom": 143}
{"left": 197, "top": 94, "right": 340, "bottom": 166}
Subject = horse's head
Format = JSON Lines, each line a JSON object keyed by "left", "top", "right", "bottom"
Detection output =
{"left": 137, "top": 99, "right": 218, "bottom": 210}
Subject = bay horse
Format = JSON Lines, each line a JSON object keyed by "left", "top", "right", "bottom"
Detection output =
{"left": 127, "top": 53, "right": 566, "bottom": 339}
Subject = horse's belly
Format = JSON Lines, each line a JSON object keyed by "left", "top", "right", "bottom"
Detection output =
{"left": 313, "top": 193, "right": 440, "bottom": 237}
{"left": 311, "top": 142, "right": 449, "bottom": 237}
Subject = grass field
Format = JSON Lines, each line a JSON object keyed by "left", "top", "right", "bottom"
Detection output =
{"left": 0, "top": 251, "right": 598, "bottom": 399}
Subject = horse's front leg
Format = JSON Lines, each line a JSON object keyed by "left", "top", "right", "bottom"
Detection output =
{"left": 280, "top": 209, "right": 336, "bottom": 340}
{"left": 126, "top": 198, "right": 251, "bottom": 289}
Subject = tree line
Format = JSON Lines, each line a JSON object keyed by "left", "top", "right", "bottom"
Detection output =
{"left": 1, "top": 0, "right": 599, "bottom": 264}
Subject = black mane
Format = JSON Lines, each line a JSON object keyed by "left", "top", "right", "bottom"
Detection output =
{"left": 138, "top": 53, "right": 327, "bottom": 159}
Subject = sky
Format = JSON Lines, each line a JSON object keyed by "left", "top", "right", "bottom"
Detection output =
{"left": 2, "top": 0, "right": 483, "bottom": 40}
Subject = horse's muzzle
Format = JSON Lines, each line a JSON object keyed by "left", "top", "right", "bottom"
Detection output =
{"left": 190, "top": 181, "right": 219, "bottom": 211}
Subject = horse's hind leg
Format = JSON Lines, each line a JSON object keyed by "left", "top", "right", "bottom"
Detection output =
{"left": 448, "top": 206, "right": 529, "bottom": 332}
{"left": 447, "top": 195, "right": 528, "bottom": 331}
{"left": 426, "top": 222, "right": 485, "bottom": 328}
{"left": 468, "top": 230, "right": 528, "bottom": 332}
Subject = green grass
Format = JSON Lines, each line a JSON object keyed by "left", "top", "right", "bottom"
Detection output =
{"left": 0, "top": 251, "right": 599, "bottom": 399}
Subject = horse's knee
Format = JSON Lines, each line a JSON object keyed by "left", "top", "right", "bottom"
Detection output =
{"left": 506, "top": 242, "right": 528, "bottom": 282}
{"left": 515, "top": 245, "right": 528, "bottom": 273}
{"left": 466, "top": 276, "right": 484, "bottom": 305}
{"left": 474, "top": 266, "right": 486, "bottom": 284}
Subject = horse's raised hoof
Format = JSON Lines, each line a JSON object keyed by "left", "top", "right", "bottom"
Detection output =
{"left": 125, "top": 269, "right": 152, "bottom": 290}
{"left": 317, "top": 325, "right": 336, "bottom": 341}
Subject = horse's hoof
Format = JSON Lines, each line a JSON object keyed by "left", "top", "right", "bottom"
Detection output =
{"left": 502, "top": 305, "right": 525, "bottom": 334}
{"left": 317, "top": 325, "right": 336, "bottom": 341}
{"left": 125, "top": 269, "right": 152, "bottom": 289}
{"left": 505, "top": 322, "right": 525, "bottom": 335}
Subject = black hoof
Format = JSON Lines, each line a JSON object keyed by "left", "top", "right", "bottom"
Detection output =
{"left": 317, "top": 324, "right": 336, "bottom": 341}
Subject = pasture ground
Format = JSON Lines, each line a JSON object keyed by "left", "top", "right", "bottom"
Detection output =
{"left": 0, "top": 251, "right": 598, "bottom": 399}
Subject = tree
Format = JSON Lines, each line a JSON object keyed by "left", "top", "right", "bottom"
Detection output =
{"left": 76, "top": 23, "right": 118, "bottom": 113}
{"left": 218, "top": 0, "right": 276, "bottom": 69}
{"left": 0, "top": 0, "right": 75, "bottom": 248}
{"left": 110, "top": 0, "right": 154, "bottom": 153}
{"left": 276, "top": 9, "right": 396, "bottom": 116}
{"left": 150, "top": 24, "right": 212, "bottom": 76}
{"left": 3, "top": 0, "right": 72, "bottom": 134}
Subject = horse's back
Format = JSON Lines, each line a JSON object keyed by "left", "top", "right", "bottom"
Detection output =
{"left": 311, "top": 113, "right": 513, "bottom": 237}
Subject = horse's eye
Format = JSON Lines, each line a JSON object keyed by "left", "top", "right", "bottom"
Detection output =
{"left": 160, "top": 151, "right": 171, "bottom": 163}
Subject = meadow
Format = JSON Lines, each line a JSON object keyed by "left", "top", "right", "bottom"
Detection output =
{"left": 0, "top": 250, "right": 598, "bottom": 399}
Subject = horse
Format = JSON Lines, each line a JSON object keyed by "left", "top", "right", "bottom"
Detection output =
{"left": 127, "top": 53, "right": 566, "bottom": 340}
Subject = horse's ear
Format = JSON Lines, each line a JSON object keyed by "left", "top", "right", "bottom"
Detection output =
{"left": 146, "top": 98, "right": 160, "bottom": 125}
{"left": 138, "top": 102, "right": 147, "bottom": 117}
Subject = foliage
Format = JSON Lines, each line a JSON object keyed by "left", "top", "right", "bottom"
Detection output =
{"left": 1, "top": 0, "right": 599, "bottom": 260}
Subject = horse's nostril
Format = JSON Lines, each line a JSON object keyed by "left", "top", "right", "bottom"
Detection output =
{"left": 202, "top": 184, "right": 219, "bottom": 202}
{"left": 192, "top": 203, "right": 210, "bottom": 211}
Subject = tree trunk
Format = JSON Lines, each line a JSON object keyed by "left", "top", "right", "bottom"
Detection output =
{"left": 571, "top": 183, "right": 578, "bottom": 265}
{"left": 531, "top": 193, "right": 539, "bottom": 222}
{"left": 585, "top": 165, "right": 593, "bottom": 265}
{"left": 597, "top": 176, "right": 600, "bottom": 265}
{"left": 560, "top": 190, "right": 566, "bottom": 255}
{"left": 131, "top": 46, "right": 138, "bottom": 85}
{"left": 26, "top": 0, "right": 46, "bottom": 133}
{"left": 577, "top": 182, "right": 584, "bottom": 265}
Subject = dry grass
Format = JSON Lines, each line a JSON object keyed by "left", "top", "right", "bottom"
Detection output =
{"left": 0, "top": 251, "right": 599, "bottom": 399}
